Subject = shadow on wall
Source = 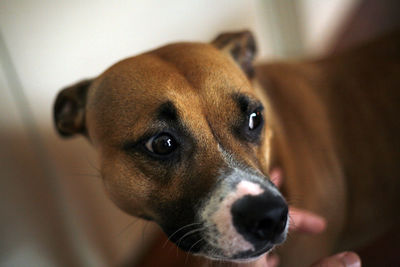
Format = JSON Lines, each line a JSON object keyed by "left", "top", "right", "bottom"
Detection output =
{"left": 0, "top": 127, "right": 160, "bottom": 266}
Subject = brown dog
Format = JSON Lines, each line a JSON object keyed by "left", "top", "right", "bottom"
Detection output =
{"left": 54, "top": 30, "right": 400, "bottom": 266}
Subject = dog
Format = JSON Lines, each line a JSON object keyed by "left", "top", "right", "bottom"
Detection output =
{"left": 54, "top": 30, "right": 400, "bottom": 266}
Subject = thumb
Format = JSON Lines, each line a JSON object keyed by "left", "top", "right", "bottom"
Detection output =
{"left": 311, "top": 252, "right": 361, "bottom": 267}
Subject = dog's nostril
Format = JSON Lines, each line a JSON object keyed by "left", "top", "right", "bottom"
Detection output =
{"left": 258, "top": 217, "right": 273, "bottom": 230}
{"left": 253, "top": 217, "right": 275, "bottom": 239}
{"left": 253, "top": 207, "right": 287, "bottom": 239}
{"left": 276, "top": 212, "right": 288, "bottom": 233}
{"left": 231, "top": 193, "right": 288, "bottom": 243}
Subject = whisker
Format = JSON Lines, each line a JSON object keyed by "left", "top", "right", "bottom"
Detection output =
{"left": 285, "top": 194, "right": 305, "bottom": 206}
{"left": 185, "top": 238, "right": 204, "bottom": 264}
{"left": 288, "top": 213, "right": 299, "bottom": 231}
{"left": 162, "top": 222, "right": 202, "bottom": 248}
{"left": 176, "top": 227, "right": 206, "bottom": 248}
{"left": 175, "top": 227, "right": 206, "bottom": 257}
{"left": 86, "top": 156, "right": 101, "bottom": 174}
{"left": 114, "top": 218, "right": 140, "bottom": 239}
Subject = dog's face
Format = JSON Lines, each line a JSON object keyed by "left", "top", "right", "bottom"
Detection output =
{"left": 54, "top": 31, "right": 288, "bottom": 261}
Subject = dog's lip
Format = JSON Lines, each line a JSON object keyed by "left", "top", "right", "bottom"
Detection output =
{"left": 202, "top": 244, "right": 273, "bottom": 262}
{"left": 233, "top": 244, "right": 273, "bottom": 260}
{"left": 176, "top": 237, "right": 204, "bottom": 253}
{"left": 163, "top": 223, "right": 205, "bottom": 252}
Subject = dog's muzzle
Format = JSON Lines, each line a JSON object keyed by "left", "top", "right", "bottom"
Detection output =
{"left": 192, "top": 167, "right": 289, "bottom": 261}
{"left": 231, "top": 189, "right": 288, "bottom": 248}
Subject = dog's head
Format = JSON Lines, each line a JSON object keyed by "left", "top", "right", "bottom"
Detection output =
{"left": 54, "top": 31, "right": 288, "bottom": 262}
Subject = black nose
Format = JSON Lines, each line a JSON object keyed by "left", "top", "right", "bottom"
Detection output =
{"left": 231, "top": 192, "right": 288, "bottom": 244}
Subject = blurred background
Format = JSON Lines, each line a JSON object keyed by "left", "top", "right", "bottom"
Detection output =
{"left": 1, "top": 0, "right": 399, "bottom": 266}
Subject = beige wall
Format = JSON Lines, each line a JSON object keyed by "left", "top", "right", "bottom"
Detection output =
{"left": 0, "top": 0, "right": 358, "bottom": 127}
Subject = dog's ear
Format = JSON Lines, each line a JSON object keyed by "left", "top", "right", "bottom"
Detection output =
{"left": 53, "top": 79, "right": 91, "bottom": 137}
{"left": 212, "top": 30, "right": 257, "bottom": 78}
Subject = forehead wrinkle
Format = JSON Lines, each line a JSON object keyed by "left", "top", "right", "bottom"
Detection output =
{"left": 152, "top": 43, "right": 256, "bottom": 126}
{"left": 153, "top": 43, "right": 251, "bottom": 92}
{"left": 88, "top": 42, "right": 254, "bottom": 145}
{"left": 152, "top": 48, "right": 257, "bottom": 174}
{"left": 146, "top": 56, "right": 212, "bottom": 144}
{"left": 166, "top": 89, "right": 226, "bottom": 169}
{"left": 156, "top": 101, "right": 179, "bottom": 122}
{"left": 89, "top": 53, "right": 201, "bottom": 144}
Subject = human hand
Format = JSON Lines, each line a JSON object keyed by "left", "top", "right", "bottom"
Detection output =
{"left": 310, "top": 251, "right": 361, "bottom": 267}
{"left": 256, "top": 169, "right": 361, "bottom": 267}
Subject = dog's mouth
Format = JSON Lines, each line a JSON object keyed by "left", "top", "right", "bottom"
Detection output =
{"left": 163, "top": 169, "right": 289, "bottom": 262}
{"left": 165, "top": 220, "right": 285, "bottom": 262}
{"left": 230, "top": 244, "right": 274, "bottom": 261}
{"left": 165, "top": 224, "right": 205, "bottom": 254}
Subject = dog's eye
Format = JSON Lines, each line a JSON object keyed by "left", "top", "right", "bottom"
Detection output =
{"left": 145, "top": 133, "right": 177, "bottom": 155}
{"left": 248, "top": 110, "right": 262, "bottom": 130}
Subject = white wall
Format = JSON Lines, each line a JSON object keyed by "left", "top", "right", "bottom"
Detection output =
{"left": 1, "top": 0, "right": 358, "bottom": 129}
{"left": 0, "top": 0, "right": 259, "bottom": 129}
{"left": 301, "top": 0, "right": 360, "bottom": 54}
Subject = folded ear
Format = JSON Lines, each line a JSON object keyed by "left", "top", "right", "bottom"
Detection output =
{"left": 53, "top": 79, "right": 92, "bottom": 137}
{"left": 212, "top": 30, "right": 257, "bottom": 78}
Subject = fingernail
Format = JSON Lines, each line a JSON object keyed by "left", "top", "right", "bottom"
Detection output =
{"left": 314, "top": 216, "right": 327, "bottom": 230}
{"left": 308, "top": 216, "right": 326, "bottom": 233}
{"left": 340, "top": 252, "right": 361, "bottom": 267}
{"left": 267, "top": 254, "right": 280, "bottom": 267}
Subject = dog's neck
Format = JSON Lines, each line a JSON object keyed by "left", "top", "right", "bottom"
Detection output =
{"left": 252, "top": 62, "right": 348, "bottom": 265}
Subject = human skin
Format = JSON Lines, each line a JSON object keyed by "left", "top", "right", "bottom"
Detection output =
{"left": 255, "top": 169, "right": 362, "bottom": 267}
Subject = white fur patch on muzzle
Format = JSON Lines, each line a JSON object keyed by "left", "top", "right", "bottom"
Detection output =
{"left": 198, "top": 167, "right": 283, "bottom": 259}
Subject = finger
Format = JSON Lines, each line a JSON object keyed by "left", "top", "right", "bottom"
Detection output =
{"left": 252, "top": 255, "right": 268, "bottom": 267}
{"left": 311, "top": 251, "right": 361, "bottom": 267}
{"left": 270, "top": 168, "right": 283, "bottom": 188}
{"left": 289, "top": 208, "right": 326, "bottom": 234}
{"left": 252, "top": 253, "right": 279, "bottom": 267}
{"left": 266, "top": 253, "right": 280, "bottom": 267}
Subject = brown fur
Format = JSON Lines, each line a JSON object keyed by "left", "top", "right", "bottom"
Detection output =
{"left": 54, "top": 31, "right": 400, "bottom": 266}
{"left": 256, "top": 31, "right": 400, "bottom": 266}
{"left": 83, "top": 43, "right": 271, "bottom": 222}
